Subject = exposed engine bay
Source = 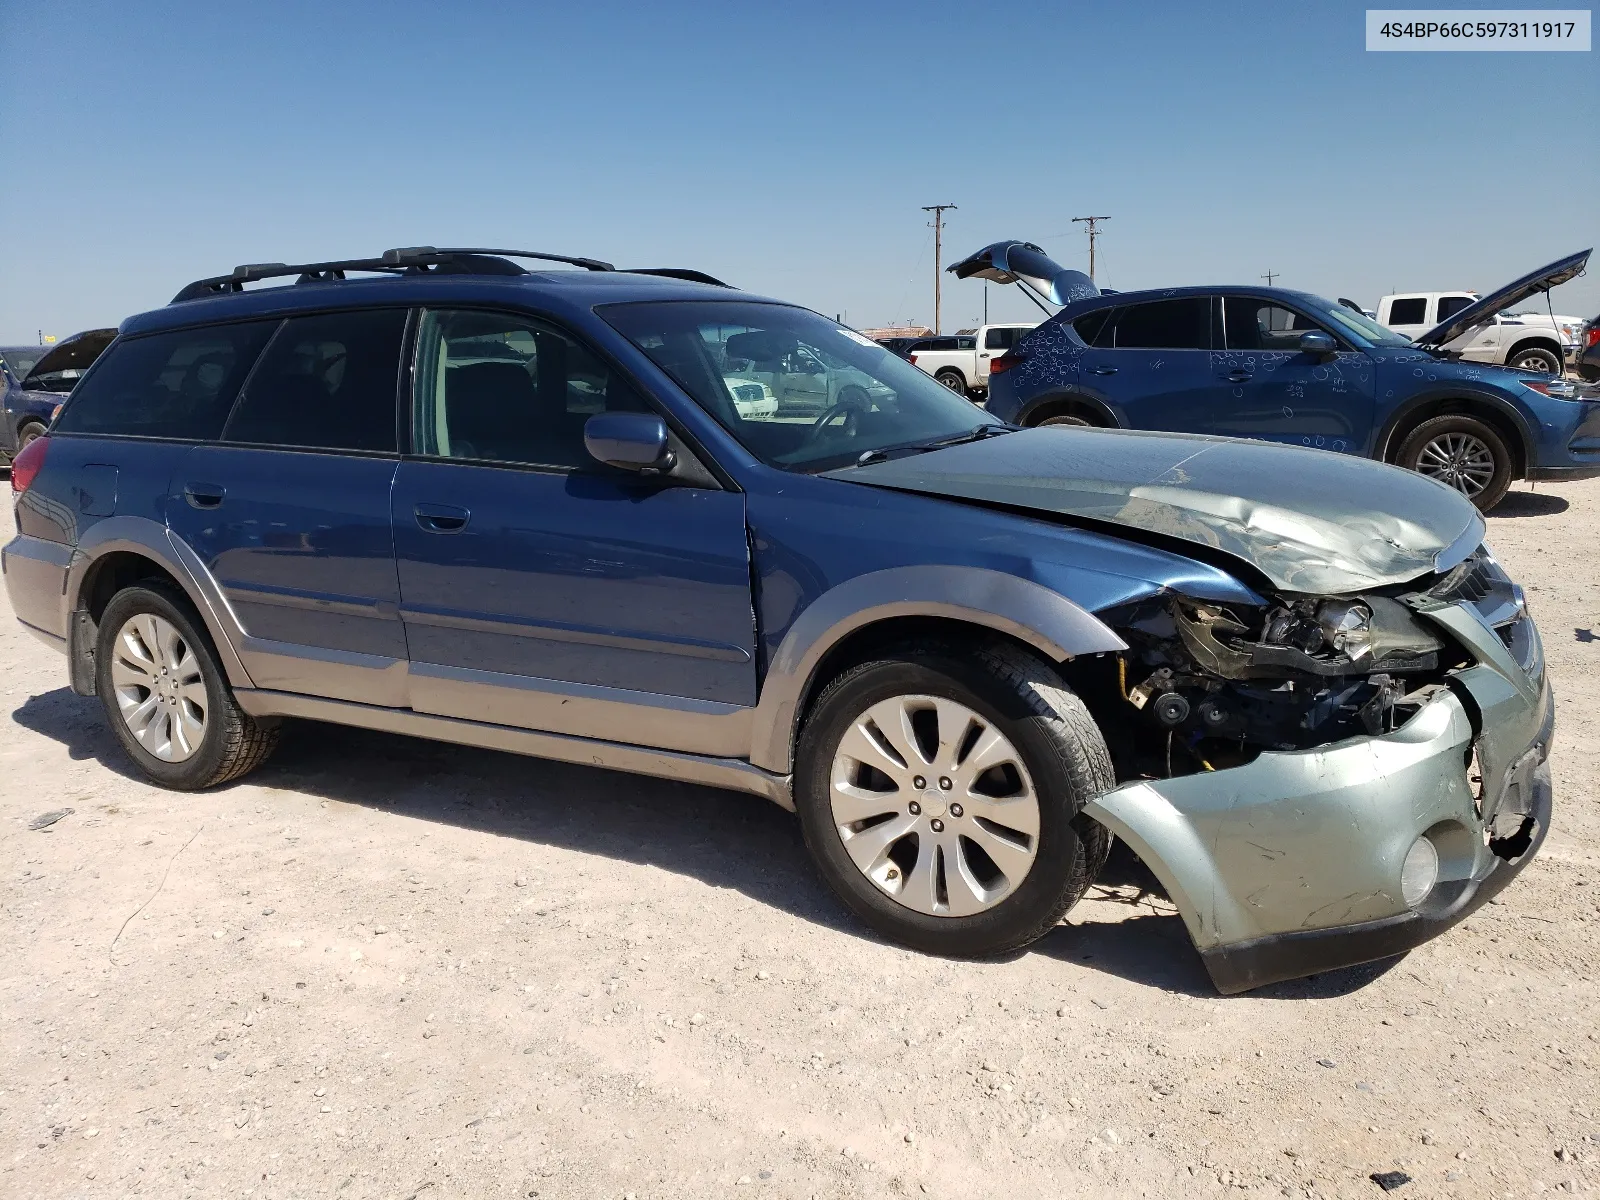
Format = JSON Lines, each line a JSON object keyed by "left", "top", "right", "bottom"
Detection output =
{"left": 1082, "top": 583, "right": 1472, "bottom": 780}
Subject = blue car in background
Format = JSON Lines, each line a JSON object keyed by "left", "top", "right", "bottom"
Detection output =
{"left": 964, "top": 242, "right": 1599, "bottom": 511}
{"left": 0, "top": 330, "right": 116, "bottom": 461}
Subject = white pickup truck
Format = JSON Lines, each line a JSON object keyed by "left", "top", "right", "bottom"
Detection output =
{"left": 908, "top": 322, "right": 1037, "bottom": 397}
{"left": 1377, "top": 290, "right": 1582, "bottom": 374}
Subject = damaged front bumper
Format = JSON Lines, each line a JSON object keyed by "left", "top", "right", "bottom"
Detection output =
{"left": 1085, "top": 599, "right": 1554, "bottom": 994}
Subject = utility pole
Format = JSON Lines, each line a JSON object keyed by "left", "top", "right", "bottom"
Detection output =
{"left": 1261, "top": 269, "right": 1278, "bottom": 286}
{"left": 1072, "top": 215, "right": 1110, "bottom": 282}
{"left": 922, "top": 204, "right": 957, "bottom": 332}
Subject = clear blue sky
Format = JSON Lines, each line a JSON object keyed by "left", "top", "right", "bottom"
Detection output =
{"left": 2, "top": 0, "right": 1596, "bottom": 342}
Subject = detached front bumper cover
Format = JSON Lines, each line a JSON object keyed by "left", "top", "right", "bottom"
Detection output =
{"left": 1084, "top": 599, "right": 1553, "bottom": 994}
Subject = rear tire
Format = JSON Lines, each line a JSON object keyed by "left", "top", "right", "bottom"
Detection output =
{"left": 1508, "top": 344, "right": 1562, "bottom": 375}
{"left": 1394, "top": 413, "right": 1513, "bottom": 512}
{"left": 1036, "top": 413, "right": 1092, "bottom": 428}
{"left": 794, "top": 642, "right": 1113, "bottom": 957}
{"left": 96, "top": 582, "right": 279, "bottom": 790}
{"left": 934, "top": 369, "right": 968, "bottom": 396}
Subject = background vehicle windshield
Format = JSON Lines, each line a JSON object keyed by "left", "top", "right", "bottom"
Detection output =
{"left": 1319, "top": 302, "right": 1415, "bottom": 347}
{"left": 603, "top": 301, "right": 1000, "bottom": 471}
{"left": 2, "top": 349, "right": 43, "bottom": 379}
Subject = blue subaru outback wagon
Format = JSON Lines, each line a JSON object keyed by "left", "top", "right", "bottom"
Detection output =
{"left": 2, "top": 246, "right": 1554, "bottom": 992}
{"left": 963, "top": 241, "right": 1599, "bottom": 511}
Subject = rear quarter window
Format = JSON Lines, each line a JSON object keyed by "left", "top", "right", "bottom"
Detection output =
{"left": 1071, "top": 308, "right": 1113, "bottom": 346}
{"left": 53, "top": 322, "right": 278, "bottom": 440}
{"left": 1386, "top": 297, "right": 1428, "bottom": 326}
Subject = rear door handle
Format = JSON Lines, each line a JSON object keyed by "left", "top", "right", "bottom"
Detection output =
{"left": 1223, "top": 370, "right": 1252, "bottom": 382}
{"left": 414, "top": 503, "right": 470, "bottom": 533}
{"left": 183, "top": 482, "right": 225, "bottom": 509}
{"left": 1090, "top": 366, "right": 1118, "bottom": 376}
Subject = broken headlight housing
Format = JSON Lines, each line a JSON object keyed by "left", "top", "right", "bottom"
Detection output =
{"left": 1097, "top": 587, "right": 1460, "bottom": 776}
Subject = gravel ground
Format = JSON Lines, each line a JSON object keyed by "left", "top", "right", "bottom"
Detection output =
{"left": 2, "top": 479, "right": 1597, "bottom": 1200}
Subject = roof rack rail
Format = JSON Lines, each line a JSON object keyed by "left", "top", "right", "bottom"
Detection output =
{"left": 170, "top": 246, "right": 617, "bottom": 304}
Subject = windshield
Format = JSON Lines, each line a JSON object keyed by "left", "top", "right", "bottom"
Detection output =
{"left": 1320, "top": 303, "right": 1414, "bottom": 348}
{"left": 602, "top": 301, "right": 1002, "bottom": 472}
{"left": 2, "top": 349, "right": 43, "bottom": 379}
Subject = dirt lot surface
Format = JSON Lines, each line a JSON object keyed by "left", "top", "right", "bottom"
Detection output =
{"left": 2, "top": 480, "right": 1597, "bottom": 1200}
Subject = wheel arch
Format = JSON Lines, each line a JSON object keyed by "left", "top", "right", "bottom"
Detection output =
{"left": 747, "top": 566, "right": 1127, "bottom": 774}
{"left": 67, "top": 517, "right": 255, "bottom": 691}
{"left": 933, "top": 365, "right": 970, "bottom": 387}
{"left": 1375, "top": 390, "right": 1533, "bottom": 479}
{"left": 1018, "top": 389, "right": 1118, "bottom": 428}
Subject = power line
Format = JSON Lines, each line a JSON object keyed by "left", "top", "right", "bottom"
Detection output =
{"left": 1071, "top": 215, "right": 1110, "bottom": 282}
{"left": 1262, "top": 269, "right": 1278, "bottom": 286}
{"left": 922, "top": 204, "right": 958, "bottom": 333}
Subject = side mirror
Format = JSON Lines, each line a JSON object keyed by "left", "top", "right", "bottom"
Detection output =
{"left": 584, "top": 412, "right": 675, "bottom": 474}
{"left": 1299, "top": 330, "right": 1337, "bottom": 357}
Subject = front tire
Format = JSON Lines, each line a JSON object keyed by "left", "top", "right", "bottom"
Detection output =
{"left": 1395, "top": 414, "right": 1513, "bottom": 511}
{"left": 1508, "top": 344, "right": 1562, "bottom": 375}
{"left": 16, "top": 422, "right": 46, "bottom": 452}
{"left": 794, "top": 643, "right": 1113, "bottom": 957}
{"left": 96, "top": 582, "right": 279, "bottom": 790}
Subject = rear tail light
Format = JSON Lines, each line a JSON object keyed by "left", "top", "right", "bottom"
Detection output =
{"left": 989, "top": 351, "right": 1023, "bottom": 377}
{"left": 908, "top": 354, "right": 919, "bottom": 365}
{"left": 1587, "top": 326, "right": 1600, "bottom": 348}
{"left": 10, "top": 434, "right": 48, "bottom": 495}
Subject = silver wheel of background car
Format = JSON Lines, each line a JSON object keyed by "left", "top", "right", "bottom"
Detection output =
{"left": 109, "top": 612, "right": 208, "bottom": 762}
{"left": 1511, "top": 348, "right": 1561, "bottom": 374}
{"left": 828, "top": 694, "right": 1040, "bottom": 917}
{"left": 1415, "top": 431, "right": 1497, "bottom": 499}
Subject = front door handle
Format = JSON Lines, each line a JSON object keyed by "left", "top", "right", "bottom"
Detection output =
{"left": 1090, "top": 366, "right": 1118, "bottom": 376}
{"left": 414, "top": 503, "right": 470, "bottom": 533}
{"left": 1222, "top": 370, "right": 1252, "bottom": 383}
{"left": 183, "top": 482, "right": 225, "bottom": 509}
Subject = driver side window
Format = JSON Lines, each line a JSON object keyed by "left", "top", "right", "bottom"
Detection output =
{"left": 411, "top": 309, "right": 648, "bottom": 470}
{"left": 1222, "top": 298, "right": 1330, "bottom": 352}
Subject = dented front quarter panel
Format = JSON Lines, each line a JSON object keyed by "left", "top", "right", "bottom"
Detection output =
{"left": 1085, "top": 597, "right": 1548, "bottom": 959}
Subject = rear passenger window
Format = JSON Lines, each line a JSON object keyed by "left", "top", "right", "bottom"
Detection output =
{"left": 1387, "top": 297, "right": 1428, "bottom": 326}
{"left": 1072, "top": 309, "right": 1113, "bottom": 346}
{"left": 411, "top": 309, "right": 648, "bottom": 469}
{"left": 52, "top": 322, "right": 276, "bottom": 440}
{"left": 984, "top": 327, "right": 1012, "bottom": 350}
{"left": 1436, "top": 295, "right": 1475, "bottom": 322}
{"left": 1112, "top": 299, "right": 1211, "bottom": 350}
{"left": 223, "top": 308, "right": 406, "bottom": 453}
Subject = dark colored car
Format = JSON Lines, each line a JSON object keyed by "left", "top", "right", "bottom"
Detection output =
{"left": 0, "top": 331, "right": 116, "bottom": 461}
{"left": 1578, "top": 315, "right": 1600, "bottom": 383}
{"left": 876, "top": 335, "right": 961, "bottom": 360}
{"left": 963, "top": 241, "right": 1599, "bottom": 511}
{"left": 2, "top": 246, "right": 1553, "bottom": 994}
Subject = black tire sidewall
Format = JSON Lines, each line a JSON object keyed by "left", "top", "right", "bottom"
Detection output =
{"left": 17, "top": 423, "right": 45, "bottom": 450}
{"left": 935, "top": 370, "right": 966, "bottom": 393}
{"left": 795, "top": 652, "right": 1096, "bottom": 956}
{"left": 96, "top": 583, "right": 239, "bottom": 789}
{"left": 1396, "top": 414, "right": 1513, "bottom": 512}
{"left": 1511, "top": 348, "right": 1561, "bottom": 374}
{"left": 1038, "top": 414, "right": 1091, "bottom": 428}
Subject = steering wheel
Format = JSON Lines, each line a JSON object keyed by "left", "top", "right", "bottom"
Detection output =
{"left": 802, "top": 387, "right": 871, "bottom": 446}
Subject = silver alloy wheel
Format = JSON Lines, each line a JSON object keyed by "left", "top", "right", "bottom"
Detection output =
{"left": 829, "top": 694, "right": 1040, "bottom": 917}
{"left": 1513, "top": 351, "right": 1559, "bottom": 373}
{"left": 109, "top": 613, "right": 208, "bottom": 762}
{"left": 1415, "top": 431, "right": 1496, "bottom": 498}
{"left": 936, "top": 373, "right": 965, "bottom": 393}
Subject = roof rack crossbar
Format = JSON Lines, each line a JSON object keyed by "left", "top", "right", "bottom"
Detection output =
{"left": 170, "top": 246, "right": 617, "bottom": 304}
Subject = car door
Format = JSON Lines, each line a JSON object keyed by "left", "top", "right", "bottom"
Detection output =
{"left": 1208, "top": 296, "right": 1376, "bottom": 454}
{"left": 390, "top": 307, "right": 757, "bottom": 756}
{"left": 976, "top": 326, "right": 1015, "bottom": 386}
{"left": 1076, "top": 297, "right": 1215, "bottom": 433}
{"left": 164, "top": 307, "right": 410, "bottom": 707}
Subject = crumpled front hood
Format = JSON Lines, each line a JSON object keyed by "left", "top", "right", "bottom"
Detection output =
{"left": 827, "top": 428, "right": 1485, "bottom": 595}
